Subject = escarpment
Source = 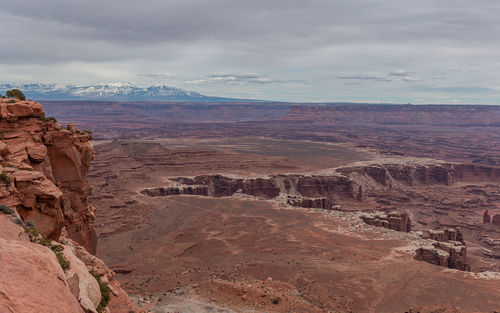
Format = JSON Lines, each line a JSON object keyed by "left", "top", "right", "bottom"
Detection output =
{"left": 0, "top": 98, "right": 144, "bottom": 313}
{"left": 141, "top": 161, "right": 500, "bottom": 211}
{"left": 0, "top": 98, "right": 95, "bottom": 252}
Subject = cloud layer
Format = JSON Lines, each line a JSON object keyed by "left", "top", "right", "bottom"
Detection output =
{"left": 1, "top": 0, "right": 500, "bottom": 103}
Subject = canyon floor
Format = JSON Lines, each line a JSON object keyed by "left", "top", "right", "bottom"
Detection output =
{"left": 41, "top": 101, "right": 500, "bottom": 312}
{"left": 88, "top": 137, "right": 500, "bottom": 312}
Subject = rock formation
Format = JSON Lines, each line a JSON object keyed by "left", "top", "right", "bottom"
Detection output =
{"left": 492, "top": 214, "right": 500, "bottom": 226}
{"left": 0, "top": 98, "right": 144, "bottom": 313}
{"left": 428, "top": 227, "right": 464, "bottom": 244}
{"left": 142, "top": 173, "right": 363, "bottom": 203}
{"left": 0, "top": 98, "right": 95, "bottom": 252}
{"left": 286, "top": 196, "right": 333, "bottom": 210}
{"left": 415, "top": 227, "right": 470, "bottom": 271}
{"left": 415, "top": 240, "right": 470, "bottom": 271}
{"left": 483, "top": 210, "right": 491, "bottom": 223}
{"left": 360, "top": 211, "right": 411, "bottom": 232}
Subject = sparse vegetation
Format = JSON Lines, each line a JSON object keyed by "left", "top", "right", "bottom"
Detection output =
{"left": 56, "top": 251, "right": 71, "bottom": 271}
{"left": 39, "top": 114, "right": 57, "bottom": 123}
{"left": 0, "top": 171, "right": 11, "bottom": 186}
{"left": 91, "top": 271, "right": 111, "bottom": 312}
{"left": 0, "top": 130, "right": 4, "bottom": 139}
{"left": 271, "top": 298, "right": 280, "bottom": 305}
{"left": 0, "top": 204, "right": 15, "bottom": 215}
{"left": 6, "top": 89, "right": 26, "bottom": 101}
{"left": 24, "top": 223, "right": 71, "bottom": 272}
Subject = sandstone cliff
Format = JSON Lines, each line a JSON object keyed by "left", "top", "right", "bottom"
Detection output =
{"left": 0, "top": 98, "right": 143, "bottom": 313}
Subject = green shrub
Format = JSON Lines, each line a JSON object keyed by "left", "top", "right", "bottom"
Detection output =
{"left": 0, "top": 204, "right": 15, "bottom": 215}
{"left": 13, "top": 218, "right": 24, "bottom": 226}
{"left": 90, "top": 271, "right": 110, "bottom": 312}
{"left": 6, "top": 89, "right": 26, "bottom": 100}
{"left": 39, "top": 114, "right": 57, "bottom": 123}
{"left": 55, "top": 251, "right": 71, "bottom": 272}
{"left": 24, "top": 224, "right": 71, "bottom": 272}
{"left": 0, "top": 172, "right": 11, "bottom": 186}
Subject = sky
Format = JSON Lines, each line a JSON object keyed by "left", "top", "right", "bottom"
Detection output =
{"left": 1, "top": 0, "right": 500, "bottom": 104}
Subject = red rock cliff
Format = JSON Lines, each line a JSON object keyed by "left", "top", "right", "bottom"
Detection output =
{"left": 0, "top": 98, "right": 145, "bottom": 313}
{"left": 0, "top": 98, "right": 96, "bottom": 252}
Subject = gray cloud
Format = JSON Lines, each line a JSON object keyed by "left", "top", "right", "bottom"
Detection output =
{"left": 338, "top": 75, "right": 391, "bottom": 82}
{"left": 1, "top": 0, "right": 500, "bottom": 103}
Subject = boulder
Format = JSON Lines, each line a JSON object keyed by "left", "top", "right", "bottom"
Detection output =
{"left": 61, "top": 244, "right": 101, "bottom": 313}
{"left": 0, "top": 237, "right": 84, "bottom": 313}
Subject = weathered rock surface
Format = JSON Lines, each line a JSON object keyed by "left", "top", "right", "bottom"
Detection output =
{"left": 0, "top": 98, "right": 95, "bottom": 251}
{"left": 415, "top": 240, "right": 470, "bottom": 271}
{"left": 492, "top": 214, "right": 500, "bottom": 226}
{"left": 483, "top": 210, "right": 491, "bottom": 223}
{"left": 428, "top": 227, "right": 464, "bottom": 244}
{"left": 415, "top": 227, "right": 470, "bottom": 271}
{"left": 143, "top": 173, "right": 362, "bottom": 202}
{"left": 0, "top": 216, "right": 85, "bottom": 313}
{"left": 0, "top": 99, "right": 145, "bottom": 313}
{"left": 360, "top": 211, "right": 411, "bottom": 232}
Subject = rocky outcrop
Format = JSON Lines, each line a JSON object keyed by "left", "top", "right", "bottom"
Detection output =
{"left": 492, "top": 214, "right": 500, "bottom": 226}
{"left": 286, "top": 196, "right": 334, "bottom": 210}
{"left": 0, "top": 215, "right": 85, "bottom": 313}
{"left": 360, "top": 211, "right": 411, "bottom": 232}
{"left": 0, "top": 99, "right": 145, "bottom": 313}
{"left": 428, "top": 227, "right": 464, "bottom": 244}
{"left": 483, "top": 210, "right": 491, "bottom": 223}
{"left": 0, "top": 98, "right": 95, "bottom": 252}
{"left": 142, "top": 173, "right": 362, "bottom": 203}
{"left": 415, "top": 227, "right": 469, "bottom": 271}
{"left": 415, "top": 240, "right": 470, "bottom": 271}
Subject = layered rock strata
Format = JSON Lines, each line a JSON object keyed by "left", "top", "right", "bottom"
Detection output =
{"left": 415, "top": 227, "right": 469, "bottom": 271}
{"left": 415, "top": 240, "right": 470, "bottom": 271}
{"left": 360, "top": 211, "right": 411, "bottom": 232}
{"left": 0, "top": 99, "right": 143, "bottom": 313}
{"left": 0, "top": 98, "right": 95, "bottom": 252}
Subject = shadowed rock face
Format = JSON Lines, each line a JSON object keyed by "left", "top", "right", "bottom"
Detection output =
{"left": 415, "top": 227, "right": 470, "bottom": 271}
{"left": 0, "top": 99, "right": 96, "bottom": 252}
{"left": 0, "top": 100, "right": 145, "bottom": 313}
{"left": 361, "top": 211, "right": 411, "bottom": 232}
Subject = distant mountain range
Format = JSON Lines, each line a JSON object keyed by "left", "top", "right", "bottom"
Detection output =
{"left": 0, "top": 83, "right": 249, "bottom": 102}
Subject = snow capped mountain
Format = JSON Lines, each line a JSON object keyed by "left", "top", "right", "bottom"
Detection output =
{"left": 0, "top": 83, "right": 210, "bottom": 101}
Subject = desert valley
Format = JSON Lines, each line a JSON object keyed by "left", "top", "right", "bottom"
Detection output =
{"left": 36, "top": 101, "right": 500, "bottom": 312}
{"left": 3, "top": 1, "right": 500, "bottom": 312}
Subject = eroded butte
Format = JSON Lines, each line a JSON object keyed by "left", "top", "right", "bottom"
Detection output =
{"left": 89, "top": 137, "right": 500, "bottom": 312}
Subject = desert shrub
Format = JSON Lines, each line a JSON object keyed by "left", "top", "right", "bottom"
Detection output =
{"left": 6, "top": 89, "right": 26, "bottom": 100}
{"left": 13, "top": 218, "right": 24, "bottom": 226}
{"left": 55, "top": 251, "right": 71, "bottom": 271}
{"left": 6, "top": 99, "right": 16, "bottom": 103}
{"left": 25, "top": 219, "right": 35, "bottom": 228}
{"left": 24, "top": 225, "right": 40, "bottom": 240}
{"left": 24, "top": 223, "right": 71, "bottom": 272}
{"left": 0, "top": 171, "right": 11, "bottom": 186}
{"left": 0, "top": 204, "right": 15, "bottom": 215}
{"left": 90, "top": 271, "right": 111, "bottom": 312}
{"left": 39, "top": 114, "right": 57, "bottom": 123}
{"left": 0, "top": 130, "right": 4, "bottom": 139}
{"left": 271, "top": 298, "right": 280, "bottom": 305}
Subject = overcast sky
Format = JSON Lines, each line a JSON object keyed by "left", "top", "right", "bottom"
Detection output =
{"left": 1, "top": 0, "right": 500, "bottom": 103}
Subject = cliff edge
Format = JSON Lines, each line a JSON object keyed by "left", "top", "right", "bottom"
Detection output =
{"left": 0, "top": 98, "right": 144, "bottom": 313}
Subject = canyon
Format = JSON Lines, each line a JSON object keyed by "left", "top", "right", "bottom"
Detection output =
{"left": 0, "top": 98, "right": 143, "bottom": 313}
{"left": 2, "top": 100, "right": 500, "bottom": 312}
